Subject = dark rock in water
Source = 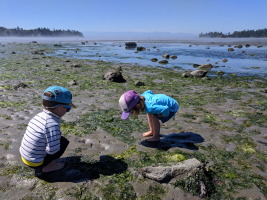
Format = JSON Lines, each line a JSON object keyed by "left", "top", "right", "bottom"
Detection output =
{"left": 263, "top": 89, "right": 267, "bottom": 93}
{"left": 228, "top": 48, "right": 235, "bottom": 51}
{"left": 125, "top": 42, "right": 137, "bottom": 49}
{"left": 54, "top": 44, "right": 62, "bottom": 47}
{"left": 198, "top": 63, "right": 213, "bottom": 71}
{"left": 171, "top": 55, "right": 177, "bottom": 59}
{"left": 135, "top": 81, "right": 145, "bottom": 86}
{"left": 158, "top": 60, "right": 168, "bottom": 64}
{"left": 14, "top": 82, "right": 27, "bottom": 90}
{"left": 137, "top": 46, "right": 146, "bottom": 51}
{"left": 216, "top": 71, "right": 225, "bottom": 76}
{"left": 234, "top": 45, "right": 243, "bottom": 48}
{"left": 190, "top": 70, "right": 207, "bottom": 77}
{"left": 151, "top": 58, "right": 158, "bottom": 62}
{"left": 162, "top": 54, "right": 170, "bottom": 59}
{"left": 104, "top": 71, "right": 126, "bottom": 83}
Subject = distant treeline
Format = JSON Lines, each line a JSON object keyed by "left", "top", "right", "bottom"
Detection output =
{"left": 199, "top": 28, "right": 267, "bottom": 38}
{"left": 0, "top": 26, "right": 84, "bottom": 37}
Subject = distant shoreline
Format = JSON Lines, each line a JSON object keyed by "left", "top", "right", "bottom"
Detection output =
{"left": 0, "top": 36, "right": 266, "bottom": 46}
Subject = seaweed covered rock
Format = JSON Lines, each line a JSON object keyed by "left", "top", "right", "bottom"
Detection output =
{"left": 141, "top": 158, "right": 202, "bottom": 183}
{"left": 14, "top": 82, "right": 28, "bottom": 90}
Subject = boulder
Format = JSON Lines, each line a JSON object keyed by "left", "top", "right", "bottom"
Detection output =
{"left": 182, "top": 72, "right": 192, "bottom": 78}
{"left": 197, "top": 64, "right": 213, "bottom": 71}
{"left": 158, "top": 60, "right": 168, "bottom": 64}
{"left": 190, "top": 70, "right": 207, "bottom": 78}
{"left": 68, "top": 80, "right": 78, "bottom": 85}
{"left": 228, "top": 48, "right": 235, "bottom": 51}
{"left": 137, "top": 46, "right": 146, "bottom": 51}
{"left": 216, "top": 71, "right": 225, "bottom": 76}
{"left": 234, "top": 45, "right": 243, "bottom": 48}
{"left": 170, "top": 55, "right": 177, "bottom": 59}
{"left": 151, "top": 58, "right": 158, "bottom": 62}
{"left": 135, "top": 81, "right": 145, "bottom": 86}
{"left": 14, "top": 82, "right": 28, "bottom": 90}
{"left": 162, "top": 54, "right": 170, "bottom": 59}
{"left": 103, "top": 71, "right": 126, "bottom": 83}
{"left": 222, "top": 59, "right": 228, "bottom": 63}
{"left": 193, "top": 64, "right": 201, "bottom": 68}
{"left": 125, "top": 42, "right": 137, "bottom": 48}
{"left": 70, "top": 64, "right": 82, "bottom": 68}
{"left": 141, "top": 158, "right": 202, "bottom": 183}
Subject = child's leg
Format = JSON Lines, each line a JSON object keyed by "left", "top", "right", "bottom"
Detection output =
{"left": 143, "top": 114, "right": 154, "bottom": 137}
{"left": 145, "top": 115, "right": 160, "bottom": 142}
{"left": 41, "top": 136, "right": 69, "bottom": 173}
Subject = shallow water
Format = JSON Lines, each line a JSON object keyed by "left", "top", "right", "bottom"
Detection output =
{"left": 51, "top": 41, "right": 267, "bottom": 77}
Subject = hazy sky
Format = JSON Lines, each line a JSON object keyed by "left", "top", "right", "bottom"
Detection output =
{"left": 1, "top": 0, "right": 267, "bottom": 36}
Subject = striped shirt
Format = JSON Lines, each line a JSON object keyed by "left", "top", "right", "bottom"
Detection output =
{"left": 20, "top": 109, "right": 61, "bottom": 164}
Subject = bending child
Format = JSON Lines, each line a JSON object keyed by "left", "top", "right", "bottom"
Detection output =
{"left": 20, "top": 86, "right": 75, "bottom": 176}
{"left": 119, "top": 90, "right": 179, "bottom": 142}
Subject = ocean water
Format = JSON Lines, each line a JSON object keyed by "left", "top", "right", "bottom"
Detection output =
{"left": 51, "top": 40, "right": 267, "bottom": 77}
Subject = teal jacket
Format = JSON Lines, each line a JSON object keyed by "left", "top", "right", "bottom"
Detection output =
{"left": 141, "top": 90, "right": 179, "bottom": 117}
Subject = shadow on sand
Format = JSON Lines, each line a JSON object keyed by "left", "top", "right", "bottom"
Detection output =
{"left": 140, "top": 132, "right": 204, "bottom": 151}
{"left": 38, "top": 155, "right": 128, "bottom": 183}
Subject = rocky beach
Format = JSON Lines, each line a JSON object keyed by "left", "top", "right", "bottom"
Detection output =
{"left": 0, "top": 39, "right": 266, "bottom": 200}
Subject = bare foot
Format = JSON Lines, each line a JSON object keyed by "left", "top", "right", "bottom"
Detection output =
{"left": 143, "top": 131, "right": 153, "bottom": 137}
{"left": 42, "top": 161, "right": 65, "bottom": 173}
{"left": 145, "top": 137, "right": 160, "bottom": 142}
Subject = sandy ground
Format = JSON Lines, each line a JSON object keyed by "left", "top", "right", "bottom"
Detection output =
{"left": 0, "top": 40, "right": 266, "bottom": 200}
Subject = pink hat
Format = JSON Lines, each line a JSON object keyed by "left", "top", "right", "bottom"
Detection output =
{"left": 119, "top": 90, "right": 140, "bottom": 120}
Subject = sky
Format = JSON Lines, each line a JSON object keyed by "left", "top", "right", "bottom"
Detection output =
{"left": 1, "top": 0, "right": 267, "bottom": 39}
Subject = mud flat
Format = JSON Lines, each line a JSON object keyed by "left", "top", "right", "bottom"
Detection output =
{"left": 0, "top": 42, "right": 266, "bottom": 199}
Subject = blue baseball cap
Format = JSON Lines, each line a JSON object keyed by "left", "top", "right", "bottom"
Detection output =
{"left": 42, "top": 86, "right": 75, "bottom": 107}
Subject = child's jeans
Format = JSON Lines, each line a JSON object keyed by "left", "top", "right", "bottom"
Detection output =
{"left": 33, "top": 136, "right": 69, "bottom": 170}
{"left": 154, "top": 111, "right": 176, "bottom": 123}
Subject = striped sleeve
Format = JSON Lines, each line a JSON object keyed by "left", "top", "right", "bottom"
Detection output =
{"left": 45, "top": 120, "right": 61, "bottom": 154}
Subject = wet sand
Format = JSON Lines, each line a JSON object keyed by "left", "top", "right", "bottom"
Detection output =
{"left": 0, "top": 40, "right": 266, "bottom": 199}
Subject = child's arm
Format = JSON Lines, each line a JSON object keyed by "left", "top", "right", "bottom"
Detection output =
{"left": 45, "top": 126, "right": 61, "bottom": 155}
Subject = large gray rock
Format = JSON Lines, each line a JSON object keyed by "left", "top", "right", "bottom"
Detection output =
{"left": 141, "top": 158, "right": 202, "bottom": 183}
{"left": 190, "top": 70, "right": 207, "bottom": 77}
{"left": 198, "top": 63, "right": 213, "bottom": 71}
{"left": 103, "top": 71, "right": 126, "bottom": 82}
